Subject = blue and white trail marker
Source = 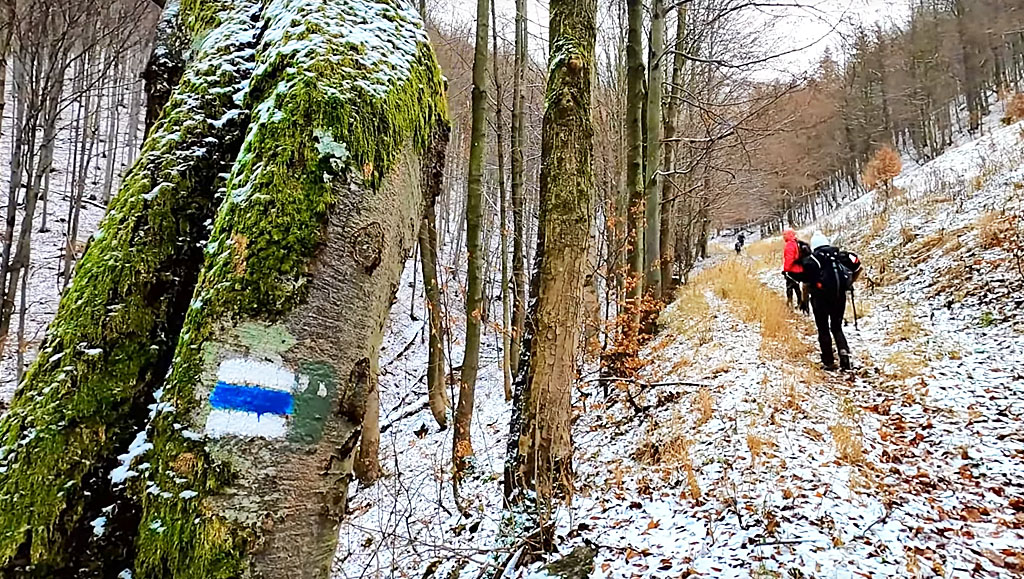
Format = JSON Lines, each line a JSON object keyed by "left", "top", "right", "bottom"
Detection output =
{"left": 204, "top": 358, "right": 299, "bottom": 439}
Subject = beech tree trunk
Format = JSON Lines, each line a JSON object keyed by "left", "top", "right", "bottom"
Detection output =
{"left": 660, "top": 5, "right": 686, "bottom": 295}
{"left": 507, "top": 0, "right": 595, "bottom": 504}
{"left": 492, "top": 0, "right": 513, "bottom": 401}
{"left": 643, "top": 0, "right": 664, "bottom": 299}
{"left": 131, "top": 2, "right": 447, "bottom": 577}
{"left": 624, "top": 0, "right": 645, "bottom": 308}
{"left": 509, "top": 0, "right": 527, "bottom": 375}
{"left": 421, "top": 192, "right": 449, "bottom": 429}
{"left": 0, "top": 2, "right": 261, "bottom": 573}
{"left": 454, "top": 0, "right": 489, "bottom": 479}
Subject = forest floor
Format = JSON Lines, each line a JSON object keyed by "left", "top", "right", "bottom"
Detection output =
{"left": 337, "top": 113, "right": 1024, "bottom": 578}
{"left": 1, "top": 85, "right": 1022, "bottom": 579}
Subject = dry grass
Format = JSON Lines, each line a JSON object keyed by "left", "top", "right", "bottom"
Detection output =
{"left": 883, "top": 351, "right": 927, "bottom": 380}
{"left": 978, "top": 210, "right": 1018, "bottom": 250}
{"left": 746, "top": 433, "right": 773, "bottom": 467}
{"left": 830, "top": 424, "right": 865, "bottom": 464}
{"left": 694, "top": 387, "right": 713, "bottom": 425}
{"left": 634, "top": 431, "right": 702, "bottom": 500}
{"left": 886, "top": 306, "right": 922, "bottom": 344}
{"left": 661, "top": 284, "right": 714, "bottom": 347}
{"left": 869, "top": 213, "right": 889, "bottom": 239}
{"left": 699, "top": 259, "right": 812, "bottom": 359}
{"left": 744, "top": 238, "right": 780, "bottom": 261}
{"left": 899, "top": 224, "right": 917, "bottom": 246}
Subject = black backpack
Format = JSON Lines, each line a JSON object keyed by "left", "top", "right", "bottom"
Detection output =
{"left": 810, "top": 247, "right": 856, "bottom": 299}
{"left": 797, "top": 240, "right": 812, "bottom": 261}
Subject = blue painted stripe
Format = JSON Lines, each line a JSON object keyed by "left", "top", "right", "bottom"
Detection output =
{"left": 210, "top": 382, "right": 294, "bottom": 416}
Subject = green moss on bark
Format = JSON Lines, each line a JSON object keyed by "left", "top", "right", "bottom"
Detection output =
{"left": 0, "top": 3, "right": 263, "bottom": 574}
{"left": 131, "top": 1, "right": 447, "bottom": 577}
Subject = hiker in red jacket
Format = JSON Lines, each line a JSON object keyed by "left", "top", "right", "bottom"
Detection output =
{"left": 782, "top": 229, "right": 810, "bottom": 313}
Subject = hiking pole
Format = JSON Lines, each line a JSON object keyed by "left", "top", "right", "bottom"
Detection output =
{"left": 849, "top": 288, "right": 859, "bottom": 331}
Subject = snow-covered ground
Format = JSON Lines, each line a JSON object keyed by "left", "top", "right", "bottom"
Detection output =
{"left": 336, "top": 105, "right": 1024, "bottom": 578}
{"left": 1, "top": 70, "right": 1022, "bottom": 578}
{"left": 0, "top": 85, "right": 138, "bottom": 401}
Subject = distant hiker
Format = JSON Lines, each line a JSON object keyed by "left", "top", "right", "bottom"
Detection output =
{"left": 734, "top": 233, "right": 745, "bottom": 255}
{"left": 781, "top": 229, "right": 810, "bottom": 313}
{"left": 800, "top": 232, "right": 862, "bottom": 371}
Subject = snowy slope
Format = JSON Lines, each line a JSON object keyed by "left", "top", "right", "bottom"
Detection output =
{"left": 337, "top": 106, "right": 1024, "bottom": 578}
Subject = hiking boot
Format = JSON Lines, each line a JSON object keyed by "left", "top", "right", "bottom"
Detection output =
{"left": 822, "top": 359, "right": 838, "bottom": 372}
{"left": 839, "top": 351, "right": 852, "bottom": 371}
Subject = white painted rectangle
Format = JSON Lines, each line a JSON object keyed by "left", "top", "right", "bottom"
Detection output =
{"left": 204, "top": 408, "right": 288, "bottom": 439}
{"left": 217, "top": 358, "right": 297, "bottom": 392}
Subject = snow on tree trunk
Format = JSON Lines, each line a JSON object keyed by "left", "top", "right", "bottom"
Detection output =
{"left": 507, "top": 0, "right": 595, "bottom": 502}
{"left": 129, "top": 1, "right": 447, "bottom": 577}
{"left": 0, "top": 2, "right": 262, "bottom": 573}
{"left": 143, "top": 0, "right": 189, "bottom": 134}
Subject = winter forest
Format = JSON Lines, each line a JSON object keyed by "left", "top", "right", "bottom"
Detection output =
{"left": 0, "top": 0, "right": 1023, "bottom": 576}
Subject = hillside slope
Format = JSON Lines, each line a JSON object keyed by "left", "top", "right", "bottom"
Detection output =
{"left": 336, "top": 111, "right": 1024, "bottom": 578}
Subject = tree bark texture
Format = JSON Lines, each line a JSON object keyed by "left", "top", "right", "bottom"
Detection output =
{"left": 420, "top": 178, "right": 449, "bottom": 430}
{"left": 491, "top": 0, "right": 513, "bottom": 402}
{"left": 660, "top": 5, "right": 686, "bottom": 295}
{"left": 643, "top": 0, "right": 664, "bottom": 299}
{"left": 0, "top": 2, "right": 262, "bottom": 573}
{"left": 131, "top": 1, "right": 447, "bottom": 577}
{"left": 508, "top": 0, "right": 595, "bottom": 502}
{"left": 624, "top": 0, "right": 645, "bottom": 306}
{"left": 143, "top": 0, "right": 189, "bottom": 135}
{"left": 454, "top": 0, "right": 489, "bottom": 478}
{"left": 509, "top": 0, "right": 527, "bottom": 375}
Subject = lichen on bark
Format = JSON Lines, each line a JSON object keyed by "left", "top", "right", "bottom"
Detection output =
{"left": 0, "top": 1, "right": 264, "bottom": 574}
{"left": 129, "top": 1, "right": 448, "bottom": 577}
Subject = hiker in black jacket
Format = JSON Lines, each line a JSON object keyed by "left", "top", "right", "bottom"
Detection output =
{"left": 800, "top": 232, "right": 862, "bottom": 371}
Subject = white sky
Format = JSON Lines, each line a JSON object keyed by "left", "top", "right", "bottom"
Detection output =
{"left": 426, "top": 0, "right": 911, "bottom": 77}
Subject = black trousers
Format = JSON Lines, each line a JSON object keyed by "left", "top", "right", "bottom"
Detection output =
{"left": 784, "top": 272, "right": 809, "bottom": 311}
{"left": 811, "top": 293, "right": 849, "bottom": 365}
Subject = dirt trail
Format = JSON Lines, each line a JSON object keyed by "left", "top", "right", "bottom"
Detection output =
{"left": 561, "top": 253, "right": 1024, "bottom": 578}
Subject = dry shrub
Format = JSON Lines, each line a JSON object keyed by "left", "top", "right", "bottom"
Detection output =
{"left": 699, "top": 260, "right": 810, "bottom": 359}
{"left": 862, "top": 146, "right": 903, "bottom": 192}
{"left": 694, "top": 387, "right": 713, "bottom": 425}
{"left": 747, "top": 433, "right": 773, "bottom": 467}
{"left": 634, "top": 433, "right": 702, "bottom": 499}
{"left": 602, "top": 294, "right": 663, "bottom": 378}
{"left": 830, "top": 424, "right": 865, "bottom": 464}
{"left": 1005, "top": 93, "right": 1024, "bottom": 123}
{"left": 978, "top": 211, "right": 1018, "bottom": 249}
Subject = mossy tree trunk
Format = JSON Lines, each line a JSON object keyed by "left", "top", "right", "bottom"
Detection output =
{"left": 454, "top": 0, "right": 489, "bottom": 480}
{"left": 0, "top": 1, "right": 262, "bottom": 573}
{"left": 643, "top": 0, "right": 664, "bottom": 300}
{"left": 143, "top": 0, "right": 189, "bottom": 135}
{"left": 624, "top": 0, "right": 646, "bottom": 310}
{"left": 130, "top": 1, "right": 447, "bottom": 577}
{"left": 507, "top": 0, "right": 595, "bottom": 504}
